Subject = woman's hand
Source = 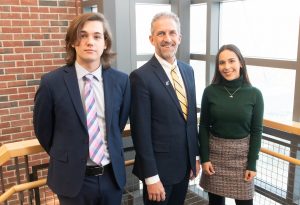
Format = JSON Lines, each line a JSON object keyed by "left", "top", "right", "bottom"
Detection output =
{"left": 244, "top": 170, "right": 256, "bottom": 181}
{"left": 202, "top": 162, "right": 215, "bottom": 175}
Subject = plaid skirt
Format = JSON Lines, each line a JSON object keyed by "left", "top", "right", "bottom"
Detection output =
{"left": 200, "top": 134, "right": 254, "bottom": 200}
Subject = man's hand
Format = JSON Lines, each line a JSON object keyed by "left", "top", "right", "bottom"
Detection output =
{"left": 147, "top": 181, "right": 166, "bottom": 202}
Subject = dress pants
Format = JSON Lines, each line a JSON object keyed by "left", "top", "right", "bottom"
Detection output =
{"left": 58, "top": 165, "right": 122, "bottom": 205}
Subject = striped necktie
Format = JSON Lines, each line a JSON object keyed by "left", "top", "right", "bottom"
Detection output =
{"left": 84, "top": 74, "right": 107, "bottom": 165}
{"left": 170, "top": 65, "right": 188, "bottom": 120}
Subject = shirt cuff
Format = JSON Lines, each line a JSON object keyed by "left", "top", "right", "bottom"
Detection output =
{"left": 145, "top": 175, "right": 160, "bottom": 185}
{"left": 196, "top": 156, "right": 200, "bottom": 160}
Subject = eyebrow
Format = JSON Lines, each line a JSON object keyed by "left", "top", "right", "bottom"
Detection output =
{"left": 80, "top": 30, "right": 103, "bottom": 35}
{"left": 220, "top": 57, "right": 236, "bottom": 61}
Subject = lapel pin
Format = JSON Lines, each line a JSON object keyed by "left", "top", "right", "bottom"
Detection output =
{"left": 166, "top": 81, "right": 170, "bottom": 86}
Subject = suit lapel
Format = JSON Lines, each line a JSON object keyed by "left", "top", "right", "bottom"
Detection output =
{"left": 102, "top": 68, "right": 114, "bottom": 135}
{"left": 63, "top": 66, "right": 87, "bottom": 129}
{"left": 150, "top": 57, "right": 183, "bottom": 116}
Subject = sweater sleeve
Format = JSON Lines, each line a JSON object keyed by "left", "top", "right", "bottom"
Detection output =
{"left": 199, "top": 87, "right": 210, "bottom": 163}
{"left": 247, "top": 88, "right": 264, "bottom": 171}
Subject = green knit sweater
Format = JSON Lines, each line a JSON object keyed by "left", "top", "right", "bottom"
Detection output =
{"left": 199, "top": 76, "right": 264, "bottom": 171}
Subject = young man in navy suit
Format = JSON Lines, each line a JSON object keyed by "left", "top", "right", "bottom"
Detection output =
{"left": 130, "top": 12, "right": 200, "bottom": 205}
{"left": 33, "top": 13, "right": 130, "bottom": 205}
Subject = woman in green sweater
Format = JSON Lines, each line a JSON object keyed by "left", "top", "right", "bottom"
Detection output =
{"left": 199, "top": 44, "right": 264, "bottom": 205}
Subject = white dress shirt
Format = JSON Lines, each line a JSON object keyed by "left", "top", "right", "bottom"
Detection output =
{"left": 75, "top": 61, "right": 110, "bottom": 166}
{"left": 155, "top": 53, "right": 187, "bottom": 98}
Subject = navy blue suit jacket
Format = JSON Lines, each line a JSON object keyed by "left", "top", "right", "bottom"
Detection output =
{"left": 33, "top": 64, "right": 130, "bottom": 197}
{"left": 130, "top": 56, "right": 199, "bottom": 185}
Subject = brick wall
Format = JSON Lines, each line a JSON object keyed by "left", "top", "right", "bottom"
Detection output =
{"left": 0, "top": 0, "right": 81, "bottom": 204}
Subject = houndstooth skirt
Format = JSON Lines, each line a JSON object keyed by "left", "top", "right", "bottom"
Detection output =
{"left": 200, "top": 134, "right": 254, "bottom": 200}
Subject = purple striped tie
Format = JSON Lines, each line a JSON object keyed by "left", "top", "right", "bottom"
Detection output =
{"left": 84, "top": 74, "right": 106, "bottom": 165}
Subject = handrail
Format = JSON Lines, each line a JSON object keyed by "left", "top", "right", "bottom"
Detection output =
{"left": 0, "top": 139, "right": 44, "bottom": 166}
{"left": 260, "top": 147, "right": 300, "bottom": 166}
{"left": 0, "top": 124, "right": 131, "bottom": 167}
{"left": 1, "top": 121, "right": 300, "bottom": 203}
{"left": 0, "top": 179, "right": 47, "bottom": 202}
{"left": 263, "top": 119, "right": 300, "bottom": 136}
{"left": 1, "top": 121, "right": 300, "bottom": 167}
{"left": 0, "top": 124, "right": 131, "bottom": 203}
{"left": 0, "top": 160, "right": 135, "bottom": 202}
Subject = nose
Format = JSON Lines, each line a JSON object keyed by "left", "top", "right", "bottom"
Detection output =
{"left": 163, "top": 33, "right": 171, "bottom": 42}
{"left": 223, "top": 61, "right": 230, "bottom": 69}
{"left": 86, "top": 36, "right": 94, "bottom": 46}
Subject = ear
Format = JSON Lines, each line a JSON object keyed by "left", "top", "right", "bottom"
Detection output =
{"left": 104, "top": 39, "right": 107, "bottom": 49}
{"left": 178, "top": 34, "right": 182, "bottom": 44}
{"left": 149, "top": 35, "right": 154, "bottom": 46}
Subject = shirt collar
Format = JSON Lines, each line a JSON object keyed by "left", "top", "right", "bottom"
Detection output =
{"left": 75, "top": 61, "right": 102, "bottom": 81}
{"left": 155, "top": 53, "right": 177, "bottom": 71}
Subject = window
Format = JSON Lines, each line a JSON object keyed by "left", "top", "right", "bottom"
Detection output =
{"left": 247, "top": 66, "right": 295, "bottom": 121}
{"left": 137, "top": 61, "right": 147, "bottom": 69}
{"left": 135, "top": 3, "right": 171, "bottom": 55}
{"left": 190, "top": 4, "right": 207, "bottom": 54}
{"left": 190, "top": 60, "right": 206, "bottom": 106}
{"left": 219, "top": 0, "right": 300, "bottom": 60}
{"left": 83, "top": 5, "right": 98, "bottom": 13}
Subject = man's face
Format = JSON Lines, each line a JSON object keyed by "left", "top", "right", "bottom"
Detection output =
{"left": 74, "top": 20, "right": 106, "bottom": 70}
{"left": 149, "top": 17, "right": 181, "bottom": 64}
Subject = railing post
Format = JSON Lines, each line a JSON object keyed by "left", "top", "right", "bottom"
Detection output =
{"left": 31, "top": 163, "right": 49, "bottom": 205}
{"left": 24, "top": 155, "right": 33, "bottom": 205}
{"left": 0, "top": 166, "right": 8, "bottom": 205}
{"left": 14, "top": 157, "right": 24, "bottom": 205}
{"left": 286, "top": 136, "right": 299, "bottom": 204}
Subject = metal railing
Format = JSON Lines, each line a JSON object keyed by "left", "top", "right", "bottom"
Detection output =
{"left": 0, "top": 121, "right": 300, "bottom": 205}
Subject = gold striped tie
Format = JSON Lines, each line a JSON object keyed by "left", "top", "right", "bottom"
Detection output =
{"left": 170, "top": 65, "right": 188, "bottom": 120}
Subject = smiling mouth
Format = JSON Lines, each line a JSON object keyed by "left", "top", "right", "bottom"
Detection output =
{"left": 162, "top": 45, "right": 174, "bottom": 49}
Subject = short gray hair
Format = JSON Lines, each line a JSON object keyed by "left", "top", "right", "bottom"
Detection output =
{"left": 150, "top": 11, "right": 181, "bottom": 35}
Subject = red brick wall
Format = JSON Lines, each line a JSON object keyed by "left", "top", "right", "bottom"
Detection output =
{"left": 0, "top": 0, "right": 81, "bottom": 204}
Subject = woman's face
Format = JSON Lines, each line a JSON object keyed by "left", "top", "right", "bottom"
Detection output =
{"left": 218, "top": 49, "right": 241, "bottom": 81}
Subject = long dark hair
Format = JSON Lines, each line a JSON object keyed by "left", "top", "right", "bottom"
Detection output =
{"left": 65, "top": 13, "right": 116, "bottom": 68}
{"left": 211, "top": 44, "right": 251, "bottom": 85}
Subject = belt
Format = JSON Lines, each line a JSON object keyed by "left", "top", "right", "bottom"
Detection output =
{"left": 85, "top": 164, "right": 111, "bottom": 176}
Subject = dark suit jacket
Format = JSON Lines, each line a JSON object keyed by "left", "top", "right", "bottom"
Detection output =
{"left": 130, "top": 56, "right": 199, "bottom": 185}
{"left": 33, "top": 64, "right": 130, "bottom": 197}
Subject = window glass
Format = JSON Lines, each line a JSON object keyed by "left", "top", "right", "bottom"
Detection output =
{"left": 136, "top": 61, "right": 147, "bottom": 69}
{"left": 135, "top": 4, "right": 171, "bottom": 55}
{"left": 190, "top": 60, "right": 206, "bottom": 107}
{"left": 219, "top": 0, "right": 300, "bottom": 60}
{"left": 83, "top": 5, "right": 97, "bottom": 13}
{"left": 247, "top": 66, "right": 295, "bottom": 121}
{"left": 190, "top": 4, "right": 207, "bottom": 54}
